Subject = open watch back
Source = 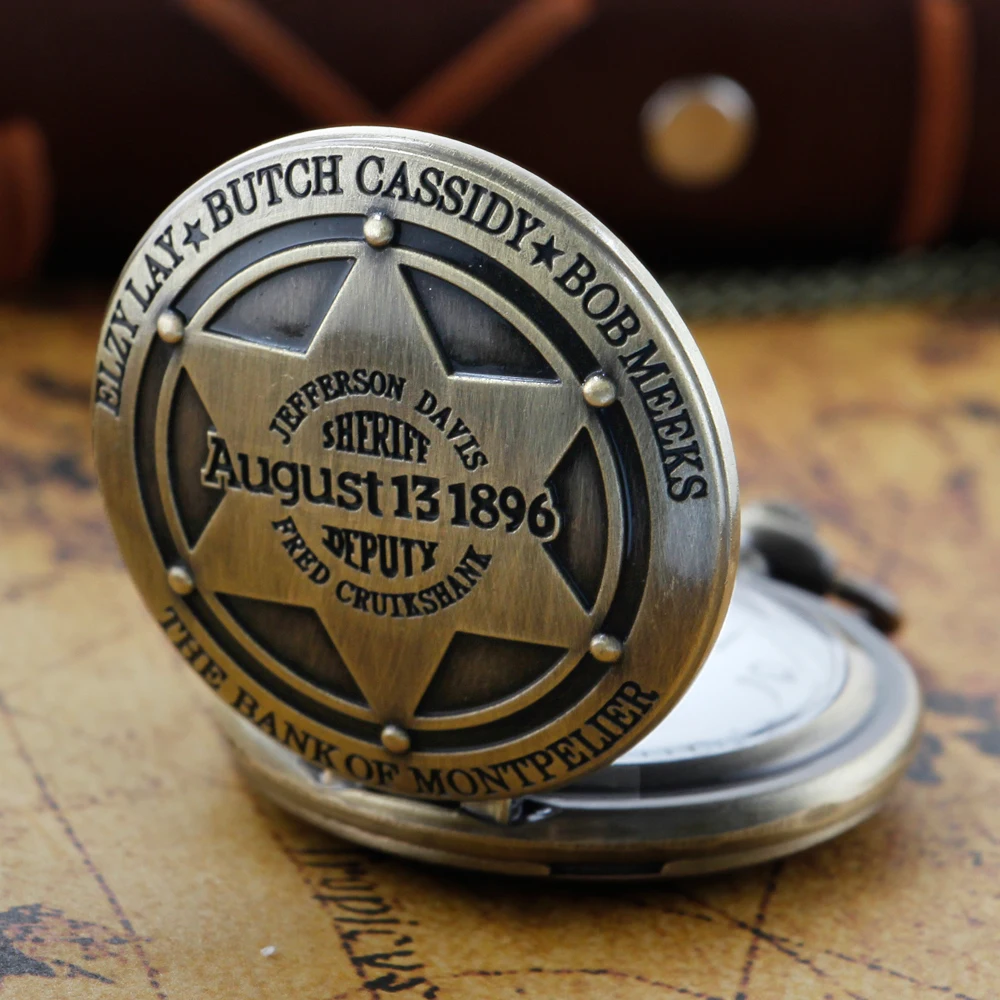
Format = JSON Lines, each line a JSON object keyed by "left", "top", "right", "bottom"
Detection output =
{"left": 92, "top": 127, "right": 919, "bottom": 877}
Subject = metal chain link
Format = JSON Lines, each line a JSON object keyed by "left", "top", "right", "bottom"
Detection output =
{"left": 659, "top": 240, "right": 1000, "bottom": 320}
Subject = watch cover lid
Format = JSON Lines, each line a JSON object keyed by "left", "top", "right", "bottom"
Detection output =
{"left": 92, "top": 127, "right": 738, "bottom": 800}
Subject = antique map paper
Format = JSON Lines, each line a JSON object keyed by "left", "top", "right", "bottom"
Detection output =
{"left": 0, "top": 297, "right": 997, "bottom": 998}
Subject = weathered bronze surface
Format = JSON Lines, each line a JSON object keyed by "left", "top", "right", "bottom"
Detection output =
{"left": 92, "top": 128, "right": 738, "bottom": 799}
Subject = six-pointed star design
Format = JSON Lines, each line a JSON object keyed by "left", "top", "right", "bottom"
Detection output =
{"left": 172, "top": 239, "right": 603, "bottom": 724}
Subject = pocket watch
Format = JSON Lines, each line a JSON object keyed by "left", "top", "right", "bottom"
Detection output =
{"left": 91, "top": 127, "right": 921, "bottom": 877}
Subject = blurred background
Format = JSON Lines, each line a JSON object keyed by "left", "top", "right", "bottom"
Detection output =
{"left": 1, "top": 0, "right": 999, "bottom": 315}
{"left": 1, "top": 6, "right": 999, "bottom": 996}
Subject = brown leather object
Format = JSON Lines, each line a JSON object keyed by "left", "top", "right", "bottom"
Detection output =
{"left": 0, "top": 119, "right": 51, "bottom": 285}
{"left": 0, "top": 0, "right": 997, "bottom": 275}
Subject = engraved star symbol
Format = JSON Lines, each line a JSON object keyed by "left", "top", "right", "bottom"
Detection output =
{"left": 182, "top": 219, "right": 209, "bottom": 252}
{"left": 530, "top": 234, "right": 564, "bottom": 270}
{"left": 169, "top": 237, "right": 606, "bottom": 725}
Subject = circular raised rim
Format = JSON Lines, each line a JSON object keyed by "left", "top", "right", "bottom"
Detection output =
{"left": 92, "top": 126, "right": 739, "bottom": 798}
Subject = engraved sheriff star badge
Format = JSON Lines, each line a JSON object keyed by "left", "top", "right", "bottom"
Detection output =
{"left": 95, "top": 128, "right": 738, "bottom": 799}
{"left": 166, "top": 216, "right": 609, "bottom": 729}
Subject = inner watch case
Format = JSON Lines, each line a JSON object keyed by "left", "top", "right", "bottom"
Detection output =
{"left": 218, "top": 504, "right": 921, "bottom": 878}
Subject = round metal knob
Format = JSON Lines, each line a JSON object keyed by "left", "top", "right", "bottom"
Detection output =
{"left": 641, "top": 75, "right": 756, "bottom": 188}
